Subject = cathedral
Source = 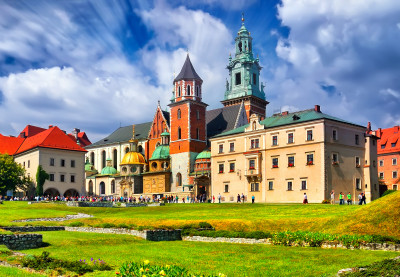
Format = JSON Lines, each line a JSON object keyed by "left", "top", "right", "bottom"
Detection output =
{"left": 84, "top": 17, "right": 267, "bottom": 199}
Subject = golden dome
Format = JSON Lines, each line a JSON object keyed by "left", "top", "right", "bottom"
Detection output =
{"left": 121, "top": 152, "right": 146, "bottom": 165}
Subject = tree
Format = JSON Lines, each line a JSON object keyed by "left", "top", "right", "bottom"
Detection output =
{"left": 36, "top": 165, "right": 49, "bottom": 196}
{"left": 0, "top": 154, "right": 29, "bottom": 195}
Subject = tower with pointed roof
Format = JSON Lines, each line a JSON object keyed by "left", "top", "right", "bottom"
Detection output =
{"left": 221, "top": 14, "right": 269, "bottom": 120}
{"left": 169, "top": 54, "right": 208, "bottom": 192}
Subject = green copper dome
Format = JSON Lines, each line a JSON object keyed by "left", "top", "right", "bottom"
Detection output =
{"left": 150, "top": 145, "right": 170, "bottom": 161}
{"left": 161, "top": 131, "right": 170, "bottom": 136}
{"left": 196, "top": 150, "right": 211, "bottom": 160}
{"left": 101, "top": 166, "right": 117, "bottom": 175}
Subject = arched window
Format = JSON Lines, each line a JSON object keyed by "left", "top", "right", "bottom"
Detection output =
{"left": 176, "top": 173, "right": 182, "bottom": 186}
{"left": 99, "top": 181, "right": 105, "bottom": 195}
{"left": 178, "top": 86, "right": 181, "bottom": 97}
{"left": 238, "top": 41, "right": 242, "bottom": 52}
{"left": 111, "top": 180, "right": 115, "bottom": 194}
{"left": 90, "top": 152, "right": 95, "bottom": 166}
{"left": 187, "top": 85, "right": 191, "bottom": 95}
{"left": 125, "top": 147, "right": 129, "bottom": 154}
{"left": 196, "top": 110, "right": 200, "bottom": 120}
{"left": 252, "top": 121, "right": 256, "bottom": 131}
{"left": 196, "top": 86, "right": 199, "bottom": 96}
{"left": 249, "top": 42, "right": 252, "bottom": 52}
{"left": 178, "top": 127, "right": 181, "bottom": 140}
{"left": 177, "top": 109, "right": 181, "bottom": 119}
{"left": 88, "top": 180, "right": 94, "bottom": 196}
{"left": 101, "top": 150, "right": 106, "bottom": 169}
{"left": 138, "top": 145, "right": 143, "bottom": 153}
{"left": 196, "top": 128, "right": 199, "bottom": 139}
{"left": 113, "top": 149, "right": 117, "bottom": 169}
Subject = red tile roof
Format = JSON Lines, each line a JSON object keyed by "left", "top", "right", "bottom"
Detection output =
{"left": 67, "top": 132, "right": 92, "bottom": 147}
{"left": 15, "top": 126, "right": 87, "bottom": 155}
{"left": 375, "top": 126, "right": 400, "bottom": 154}
{"left": 19, "top": 125, "right": 46, "bottom": 138}
{"left": 0, "top": 134, "right": 24, "bottom": 155}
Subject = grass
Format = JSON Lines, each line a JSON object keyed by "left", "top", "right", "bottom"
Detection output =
{"left": 17, "top": 231, "right": 399, "bottom": 277}
{"left": 0, "top": 266, "right": 45, "bottom": 276}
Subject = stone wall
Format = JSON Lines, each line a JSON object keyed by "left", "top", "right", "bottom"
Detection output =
{"left": 145, "top": 230, "right": 182, "bottom": 241}
{"left": 66, "top": 202, "right": 113, "bottom": 207}
{"left": 2, "top": 226, "right": 65, "bottom": 232}
{"left": 0, "top": 234, "right": 42, "bottom": 250}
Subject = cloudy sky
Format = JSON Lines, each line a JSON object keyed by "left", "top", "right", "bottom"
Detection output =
{"left": 0, "top": 0, "right": 399, "bottom": 142}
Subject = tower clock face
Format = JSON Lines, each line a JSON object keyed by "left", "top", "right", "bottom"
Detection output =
{"left": 130, "top": 166, "right": 137, "bottom": 173}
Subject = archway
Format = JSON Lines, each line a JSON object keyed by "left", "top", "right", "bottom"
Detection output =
{"left": 99, "top": 181, "right": 106, "bottom": 195}
{"left": 44, "top": 188, "right": 60, "bottom": 197}
{"left": 111, "top": 180, "right": 115, "bottom": 194}
{"left": 64, "top": 189, "right": 79, "bottom": 197}
{"left": 88, "top": 180, "right": 94, "bottom": 196}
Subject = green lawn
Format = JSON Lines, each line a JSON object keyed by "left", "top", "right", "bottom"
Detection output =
{"left": 17, "top": 231, "right": 399, "bottom": 277}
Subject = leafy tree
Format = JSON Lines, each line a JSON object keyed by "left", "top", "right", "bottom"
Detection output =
{"left": 36, "top": 165, "right": 49, "bottom": 196}
{"left": 0, "top": 154, "right": 29, "bottom": 195}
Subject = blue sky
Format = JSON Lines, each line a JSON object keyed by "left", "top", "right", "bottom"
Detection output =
{"left": 0, "top": 0, "right": 399, "bottom": 142}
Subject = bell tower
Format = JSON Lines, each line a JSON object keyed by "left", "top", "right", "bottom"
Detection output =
{"left": 221, "top": 14, "right": 269, "bottom": 120}
{"left": 169, "top": 54, "right": 208, "bottom": 192}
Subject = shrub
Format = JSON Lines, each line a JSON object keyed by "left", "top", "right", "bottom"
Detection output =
{"left": 99, "top": 223, "right": 116, "bottom": 228}
{"left": 68, "top": 221, "right": 84, "bottom": 227}
{"left": 321, "top": 199, "right": 330, "bottom": 204}
{"left": 117, "top": 223, "right": 130, "bottom": 229}
{"left": 381, "top": 190, "right": 396, "bottom": 197}
{"left": 198, "top": 222, "right": 213, "bottom": 229}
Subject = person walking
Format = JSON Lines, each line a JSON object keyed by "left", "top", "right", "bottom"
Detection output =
{"left": 362, "top": 192, "right": 366, "bottom": 205}
{"left": 241, "top": 193, "right": 245, "bottom": 203}
{"left": 358, "top": 193, "right": 363, "bottom": 205}
{"left": 251, "top": 195, "right": 255, "bottom": 204}
{"left": 330, "top": 190, "right": 335, "bottom": 205}
{"left": 218, "top": 193, "right": 222, "bottom": 203}
{"left": 347, "top": 192, "right": 352, "bottom": 205}
{"left": 212, "top": 195, "right": 215, "bottom": 203}
{"left": 237, "top": 194, "right": 241, "bottom": 203}
{"left": 339, "top": 192, "right": 344, "bottom": 205}
{"left": 303, "top": 193, "right": 308, "bottom": 204}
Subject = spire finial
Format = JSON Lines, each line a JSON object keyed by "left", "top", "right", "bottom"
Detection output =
{"left": 132, "top": 124, "right": 135, "bottom": 139}
{"left": 241, "top": 12, "right": 245, "bottom": 25}
{"left": 158, "top": 100, "right": 160, "bottom": 106}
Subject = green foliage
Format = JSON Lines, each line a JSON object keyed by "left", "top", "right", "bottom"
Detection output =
{"left": 96, "top": 223, "right": 116, "bottom": 228}
{"left": 118, "top": 260, "right": 225, "bottom": 277}
{"left": 117, "top": 223, "right": 130, "bottom": 229}
{"left": 321, "top": 199, "right": 330, "bottom": 204}
{"left": 198, "top": 221, "right": 213, "bottom": 229}
{"left": 35, "top": 165, "right": 49, "bottom": 196}
{"left": 20, "top": 251, "right": 111, "bottom": 275}
{"left": 0, "top": 154, "right": 29, "bottom": 195}
{"left": 381, "top": 189, "right": 396, "bottom": 197}
{"left": 68, "top": 221, "right": 84, "bottom": 227}
{"left": 341, "top": 258, "right": 400, "bottom": 276}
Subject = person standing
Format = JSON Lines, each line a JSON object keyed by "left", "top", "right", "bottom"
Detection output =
{"left": 303, "top": 193, "right": 308, "bottom": 204}
{"left": 339, "top": 192, "right": 344, "bottom": 205}
{"left": 212, "top": 195, "right": 215, "bottom": 203}
{"left": 237, "top": 194, "right": 241, "bottom": 203}
{"left": 347, "top": 192, "right": 352, "bottom": 205}
{"left": 251, "top": 195, "right": 255, "bottom": 204}
{"left": 218, "top": 193, "right": 222, "bottom": 203}
{"left": 362, "top": 192, "right": 366, "bottom": 205}
{"left": 330, "top": 190, "right": 335, "bottom": 205}
{"left": 241, "top": 193, "right": 245, "bottom": 203}
{"left": 358, "top": 193, "right": 363, "bottom": 205}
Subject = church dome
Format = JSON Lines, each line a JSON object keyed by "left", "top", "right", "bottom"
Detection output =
{"left": 150, "top": 145, "right": 170, "bottom": 161}
{"left": 196, "top": 150, "right": 211, "bottom": 160}
{"left": 121, "top": 152, "right": 146, "bottom": 165}
{"left": 84, "top": 158, "right": 96, "bottom": 172}
{"left": 100, "top": 166, "right": 117, "bottom": 175}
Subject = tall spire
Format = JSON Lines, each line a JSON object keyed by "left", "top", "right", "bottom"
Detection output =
{"left": 174, "top": 54, "right": 202, "bottom": 82}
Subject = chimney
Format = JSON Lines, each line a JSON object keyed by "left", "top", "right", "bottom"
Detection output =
{"left": 282, "top": 111, "right": 289, "bottom": 116}
{"left": 395, "top": 126, "right": 399, "bottom": 132}
{"left": 314, "top": 105, "right": 321, "bottom": 112}
{"left": 48, "top": 125, "right": 53, "bottom": 129}
{"left": 367, "top": 122, "right": 371, "bottom": 132}
{"left": 72, "top": 128, "right": 80, "bottom": 139}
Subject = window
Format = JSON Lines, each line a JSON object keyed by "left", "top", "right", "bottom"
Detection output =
{"left": 102, "top": 150, "right": 106, "bottom": 168}
{"left": 49, "top": 174, "right": 54, "bottom": 181}
{"left": 230, "top": 142, "right": 235, "bottom": 152}
{"left": 301, "top": 180, "right": 307, "bottom": 190}
{"left": 272, "top": 158, "right": 279, "bottom": 168}
{"left": 332, "top": 153, "right": 338, "bottom": 164}
{"left": 272, "top": 135, "right": 278, "bottom": 146}
{"left": 90, "top": 152, "right": 95, "bottom": 166}
{"left": 178, "top": 127, "right": 181, "bottom": 140}
{"left": 379, "top": 172, "right": 384, "bottom": 179}
{"left": 306, "top": 130, "right": 313, "bottom": 141}
{"left": 196, "top": 128, "right": 199, "bottom": 139}
{"left": 307, "top": 154, "right": 314, "bottom": 165}
{"left": 23, "top": 162, "right": 25, "bottom": 168}
{"left": 178, "top": 86, "right": 181, "bottom": 97}
{"left": 219, "top": 164, "right": 224, "bottom": 173}
{"left": 333, "top": 129, "right": 338, "bottom": 140}
{"left": 50, "top": 158, "right": 55, "bottom": 166}
{"left": 379, "top": 160, "right": 384, "bottom": 167}
{"left": 252, "top": 73, "right": 256, "bottom": 85}
{"left": 70, "top": 175, "right": 75, "bottom": 183}
{"left": 187, "top": 85, "right": 191, "bottom": 95}
{"left": 288, "top": 133, "right": 294, "bottom": 144}
{"left": 392, "top": 143, "right": 396, "bottom": 147}
{"left": 355, "top": 157, "right": 360, "bottom": 167}
{"left": 111, "top": 180, "right": 115, "bottom": 194}
{"left": 100, "top": 182, "right": 106, "bottom": 195}
{"left": 176, "top": 173, "right": 182, "bottom": 186}
{"left": 355, "top": 134, "right": 359, "bottom": 145}
{"left": 268, "top": 181, "right": 274, "bottom": 190}
{"left": 287, "top": 181, "right": 293, "bottom": 191}
{"left": 218, "top": 144, "right": 224, "bottom": 153}
{"left": 393, "top": 158, "right": 397, "bottom": 165}
{"left": 355, "top": 178, "right": 361, "bottom": 190}
{"left": 288, "top": 156, "right": 295, "bottom": 167}
{"left": 125, "top": 147, "right": 129, "bottom": 154}
{"left": 71, "top": 160, "right": 75, "bottom": 168}
{"left": 177, "top": 109, "right": 181, "bottom": 119}
{"left": 196, "top": 86, "right": 199, "bottom": 96}
{"left": 60, "top": 174, "right": 65, "bottom": 182}
{"left": 235, "top": 72, "right": 241, "bottom": 85}
{"left": 28, "top": 160, "right": 30, "bottom": 168}
{"left": 393, "top": 171, "right": 398, "bottom": 179}
{"left": 394, "top": 185, "right": 398, "bottom": 191}
{"left": 249, "top": 159, "right": 255, "bottom": 169}
{"left": 251, "top": 183, "right": 259, "bottom": 192}
{"left": 251, "top": 138, "right": 259, "bottom": 149}
{"left": 196, "top": 110, "right": 200, "bottom": 120}
{"left": 229, "top": 163, "right": 235, "bottom": 172}
{"left": 373, "top": 160, "right": 376, "bottom": 167}
{"left": 381, "top": 144, "right": 386, "bottom": 149}
{"left": 224, "top": 184, "right": 229, "bottom": 193}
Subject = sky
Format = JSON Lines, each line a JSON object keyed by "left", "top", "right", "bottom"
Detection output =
{"left": 0, "top": 0, "right": 399, "bottom": 142}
